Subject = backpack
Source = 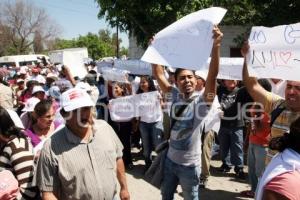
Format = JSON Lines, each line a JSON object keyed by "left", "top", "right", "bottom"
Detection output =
{"left": 270, "top": 100, "right": 286, "bottom": 127}
{"left": 0, "top": 170, "right": 19, "bottom": 200}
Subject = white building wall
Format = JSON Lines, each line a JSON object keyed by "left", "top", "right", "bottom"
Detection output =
{"left": 128, "top": 25, "right": 246, "bottom": 59}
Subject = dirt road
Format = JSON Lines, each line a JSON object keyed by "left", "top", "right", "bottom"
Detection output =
{"left": 124, "top": 148, "right": 253, "bottom": 200}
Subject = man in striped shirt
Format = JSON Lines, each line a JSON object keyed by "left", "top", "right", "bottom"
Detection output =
{"left": 34, "top": 88, "right": 130, "bottom": 200}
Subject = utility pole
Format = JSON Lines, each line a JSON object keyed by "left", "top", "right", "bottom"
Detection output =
{"left": 116, "top": 21, "right": 119, "bottom": 58}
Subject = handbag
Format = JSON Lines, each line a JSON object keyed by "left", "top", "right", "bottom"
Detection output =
{"left": 0, "top": 170, "right": 20, "bottom": 200}
{"left": 145, "top": 99, "right": 193, "bottom": 188}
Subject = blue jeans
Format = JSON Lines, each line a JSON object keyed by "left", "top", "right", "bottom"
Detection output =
{"left": 161, "top": 157, "right": 200, "bottom": 200}
{"left": 247, "top": 143, "right": 267, "bottom": 192}
{"left": 139, "top": 121, "right": 163, "bottom": 165}
{"left": 218, "top": 126, "right": 244, "bottom": 169}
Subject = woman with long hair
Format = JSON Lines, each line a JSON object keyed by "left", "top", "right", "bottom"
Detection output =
{"left": 109, "top": 82, "right": 134, "bottom": 169}
{"left": 137, "top": 75, "right": 164, "bottom": 171}
{"left": 256, "top": 117, "right": 300, "bottom": 200}
{"left": 0, "top": 106, "right": 39, "bottom": 199}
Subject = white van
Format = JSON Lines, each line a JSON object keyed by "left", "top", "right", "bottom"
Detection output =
{"left": 0, "top": 54, "right": 49, "bottom": 68}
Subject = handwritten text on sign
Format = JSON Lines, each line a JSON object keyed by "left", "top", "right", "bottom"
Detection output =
{"left": 247, "top": 22, "right": 300, "bottom": 81}
{"left": 109, "top": 91, "right": 162, "bottom": 121}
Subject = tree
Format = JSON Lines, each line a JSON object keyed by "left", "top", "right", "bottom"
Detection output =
{"left": 50, "top": 30, "right": 125, "bottom": 60}
{"left": 96, "top": 0, "right": 188, "bottom": 48}
{"left": 96, "top": 0, "right": 300, "bottom": 48}
{"left": 33, "top": 31, "right": 43, "bottom": 53}
{"left": 98, "top": 29, "right": 112, "bottom": 43}
{"left": 0, "top": 23, "right": 11, "bottom": 56}
{"left": 0, "top": 0, "right": 61, "bottom": 55}
{"left": 120, "top": 47, "right": 128, "bottom": 57}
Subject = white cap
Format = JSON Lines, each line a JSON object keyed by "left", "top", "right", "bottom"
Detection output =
{"left": 46, "top": 73, "right": 58, "bottom": 81}
{"left": 6, "top": 109, "right": 24, "bottom": 129}
{"left": 195, "top": 70, "right": 208, "bottom": 81}
{"left": 36, "top": 75, "right": 46, "bottom": 84}
{"left": 16, "top": 79, "right": 25, "bottom": 83}
{"left": 32, "top": 85, "right": 45, "bottom": 95}
{"left": 75, "top": 82, "right": 91, "bottom": 92}
{"left": 19, "top": 67, "right": 27, "bottom": 74}
{"left": 61, "top": 88, "right": 94, "bottom": 112}
{"left": 22, "top": 97, "right": 40, "bottom": 112}
{"left": 168, "top": 67, "right": 175, "bottom": 73}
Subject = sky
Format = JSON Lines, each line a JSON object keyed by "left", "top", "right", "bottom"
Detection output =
{"left": 27, "top": 0, "right": 129, "bottom": 48}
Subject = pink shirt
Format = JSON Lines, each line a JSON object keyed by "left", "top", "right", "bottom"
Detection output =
{"left": 264, "top": 171, "right": 300, "bottom": 200}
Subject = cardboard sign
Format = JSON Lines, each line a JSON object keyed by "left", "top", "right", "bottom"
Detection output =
{"left": 141, "top": 7, "right": 227, "bottom": 70}
{"left": 247, "top": 22, "right": 300, "bottom": 81}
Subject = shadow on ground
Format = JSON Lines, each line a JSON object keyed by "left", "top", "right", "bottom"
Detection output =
{"left": 199, "top": 188, "right": 250, "bottom": 200}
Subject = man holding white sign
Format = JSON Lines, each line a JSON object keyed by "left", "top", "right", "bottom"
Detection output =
{"left": 152, "top": 26, "right": 223, "bottom": 200}
{"left": 242, "top": 37, "right": 300, "bottom": 166}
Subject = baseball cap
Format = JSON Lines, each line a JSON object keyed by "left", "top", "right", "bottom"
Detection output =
{"left": 19, "top": 67, "right": 27, "bottom": 74}
{"left": 61, "top": 88, "right": 94, "bottom": 112}
{"left": 22, "top": 97, "right": 40, "bottom": 112}
{"left": 6, "top": 109, "right": 24, "bottom": 129}
{"left": 195, "top": 70, "right": 207, "bottom": 81}
{"left": 16, "top": 79, "right": 25, "bottom": 84}
{"left": 46, "top": 73, "right": 58, "bottom": 81}
{"left": 32, "top": 86, "right": 45, "bottom": 95}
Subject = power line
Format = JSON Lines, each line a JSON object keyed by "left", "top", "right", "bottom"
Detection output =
{"left": 35, "top": 0, "right": 98, "bottom": 17}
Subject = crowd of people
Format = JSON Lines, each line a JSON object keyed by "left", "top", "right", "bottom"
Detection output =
{"left": 0, "top": 26, "right": 299, "bottom": 200}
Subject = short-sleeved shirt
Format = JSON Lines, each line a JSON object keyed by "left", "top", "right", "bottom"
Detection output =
{"left": 264, "top": 92, "right": 300, "bottom": 159}
{"left": 217, "top": 86, "right": 253, "bottom": 128}
{"left": 167, "top": 87, "right": 210, "bottom": 167}
{"left": 249, "top": 113, "right": 270, "bottom": 146}
{"left": 34, "top": 120, "right": 123, "bottom": 200}
{"left": 264, "top": 171, "right": 300, "bottom": 200}
{"left": 0, "top": 83, "right": 14, "bottom": 109}
{"left": 264, "top": 92, "right": 300, "bottom": 139}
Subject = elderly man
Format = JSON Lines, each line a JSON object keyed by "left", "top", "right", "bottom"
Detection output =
{"left": 35, "top": 88, "right": 130, "bottom": 200}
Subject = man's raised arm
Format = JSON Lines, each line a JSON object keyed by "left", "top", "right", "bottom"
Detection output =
{"left": 203, "top": 26, "right": 223, "bottom": 103}
{"left": 241, "top": 42, "right": 268, "bottom": 105}
{"left": 152, "top": 64, "right": 172, "bottom": 93}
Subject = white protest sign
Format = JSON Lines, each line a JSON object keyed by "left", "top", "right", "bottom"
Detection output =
{"left": 141, "top": 7, "right": 227, "bottom": 70}
{"left": 218, "top": 57, "right": 244, "bottom": 80}
{"left": 114, "top": 59, "right": 152, "bottom": 75}
{"left": 195, "top": 57, "right": 244, "bottom": 80}
{"left": 137, "top": 91, "right": 162, "bottom": 120}
{"left": 96, "top": 60, "right": 114, "bottom": 73}
{"left": 247, "top": 22, "right": 300, "bottom": 81}
{"left": 49, "top": 48, "right": 88, "bottom": 79}
{"left": 101, "top": 66, "right": 129, "bottom": 83}
{"left": 109, "top": 91, "right": 161, "bottom": 121}
{"left": 109, "top": 96, "right": 136, "bottom": 121}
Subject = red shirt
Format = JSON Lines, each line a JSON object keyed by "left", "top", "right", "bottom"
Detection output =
{"left": 249, "top": 112, "right": 270, "bottom": 146}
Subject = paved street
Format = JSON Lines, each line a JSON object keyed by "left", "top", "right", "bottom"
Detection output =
{"left": 124, "top": 148, "right": 253, "bottom": 200}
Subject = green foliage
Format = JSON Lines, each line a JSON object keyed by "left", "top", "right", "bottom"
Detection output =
{"left": 96, "top": 0, "right": 189, "bottom": 48}
{"left": 96, "top": 0, "right": 300, "bottom": 48}
{"left": 120, "top": 47, "right": 128, "bottom": 57}
{"left": 51, "top": 29, "right": 126, "bottom": 60}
